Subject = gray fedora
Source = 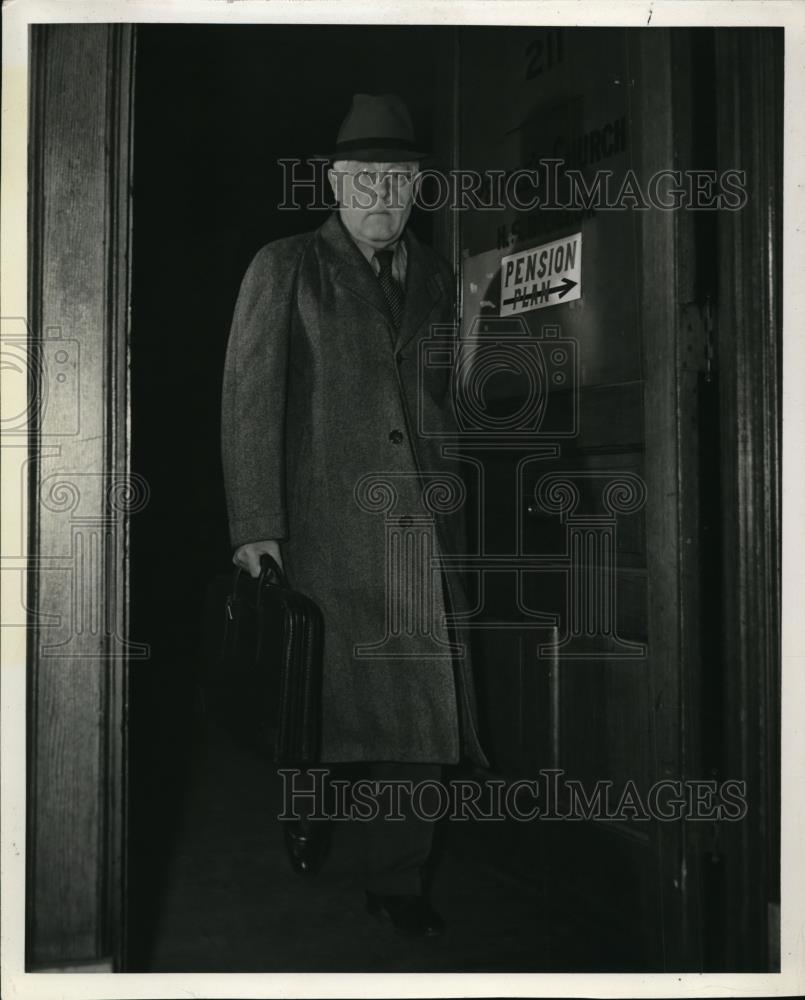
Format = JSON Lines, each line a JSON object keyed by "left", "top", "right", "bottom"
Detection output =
{"left": 316, "top": 93, "right": 429, "bottom": 161}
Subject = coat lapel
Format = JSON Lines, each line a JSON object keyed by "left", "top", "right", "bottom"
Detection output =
{"left": 397, "top": 227, "right": 445, "bottom": 353}
{"left": 318, "top": 212, "right": 394, "bottom": 340}
{"left": 317, "top": 212, "right": 446, "bottom": 353}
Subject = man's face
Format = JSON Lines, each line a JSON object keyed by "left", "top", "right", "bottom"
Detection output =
{"left": 329, "top": 160, "right": 419, "bottom": 249}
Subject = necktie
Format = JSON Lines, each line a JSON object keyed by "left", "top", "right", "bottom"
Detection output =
{"left": 375, "top": 249, "right": 404, "bottom": 329}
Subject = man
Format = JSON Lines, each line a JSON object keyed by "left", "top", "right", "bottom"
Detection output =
{"left": 221, "top": 93, "right": 487, "bottom": 939}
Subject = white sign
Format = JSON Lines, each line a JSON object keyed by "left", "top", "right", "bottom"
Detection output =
{"left": 500, "top": 233, "right": 582, "bottom": 315}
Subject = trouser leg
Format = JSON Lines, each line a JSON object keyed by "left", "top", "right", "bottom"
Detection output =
{"left": 363, "top": 761, "right": 443, "bottom": 896}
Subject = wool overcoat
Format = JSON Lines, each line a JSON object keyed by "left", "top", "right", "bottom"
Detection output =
{"left": 221, "top": 211, "right": 488, "bottom": 766}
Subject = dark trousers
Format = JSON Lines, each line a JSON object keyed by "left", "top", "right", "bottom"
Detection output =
{"left": 362, "top": 762, "right": 443, "bottom": 896}
{"left": 291, "top": 761, "right": 444, "bottom": 895}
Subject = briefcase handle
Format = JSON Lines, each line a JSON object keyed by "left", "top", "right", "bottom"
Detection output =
{"left": 226, "top": 551, "right": 287, "bottom": 626}
{"left": 223, "top": 552, "right": 288, "bottom": 662}
{"left": 229, "top": 552, "right": 287, "bottom": 596}
{"left": 257, "top": 552, "right": 287, "bottom": 589}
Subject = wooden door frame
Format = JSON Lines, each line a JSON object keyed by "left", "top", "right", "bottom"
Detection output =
{"left": 714, "top": 27, "right": 782, "bottom": 972}
{"left": 26, "top": 23, "right": 136, "bottom": 970}
{"left": 630, "top": 26, "right": 782, "bottom": 969}
{"left": 633, "top": 26, "right": 782, "bottom": 970}
{"left": 629, "top": 27, "right": 695, "bottom": 969}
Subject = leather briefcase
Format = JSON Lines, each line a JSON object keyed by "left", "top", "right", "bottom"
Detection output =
{"left": 207, "top": 554, "right": 324, "bottom": 764}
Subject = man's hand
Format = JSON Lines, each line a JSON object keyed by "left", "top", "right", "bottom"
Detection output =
{"left": 233, "top": 539, "right": 284, "bottom": 578}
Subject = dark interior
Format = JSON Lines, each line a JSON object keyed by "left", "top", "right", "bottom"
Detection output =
{"left": 18, "top": 18, "right": 782, "bottom": 976}
{"left": 128, "top": 24, "right": 447, "bottom": 969}
{"left": 125, "top": 23, "right": 765, "bottom": 974}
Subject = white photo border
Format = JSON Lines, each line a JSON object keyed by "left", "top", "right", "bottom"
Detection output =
{"left": 2, "top": 2, "right": 803, "bottom": 998}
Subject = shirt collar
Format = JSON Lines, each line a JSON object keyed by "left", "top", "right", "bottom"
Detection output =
{"left": 336, "top": 212, "right": 404, "bottom": 266}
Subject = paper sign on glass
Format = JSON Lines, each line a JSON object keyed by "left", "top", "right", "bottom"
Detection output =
{"left": 500, "top": 233, "right": 582, "bottom": 315}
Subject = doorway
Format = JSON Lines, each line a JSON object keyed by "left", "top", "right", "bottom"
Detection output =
{"left": 19, "top": 20, "right": 781, "bottom": 975}
{"left": 126, "top": 23, "right": 446, "bottom": 969}
{"left": 122, "top": 23, "right": 781, "bottom": 973}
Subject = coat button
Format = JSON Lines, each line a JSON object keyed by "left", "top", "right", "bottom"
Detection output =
{"left": 389, "top": 429, "right": 404, "bottom": 444}
{"left": 395, "top": 352, "right": 404, "bottom": 365}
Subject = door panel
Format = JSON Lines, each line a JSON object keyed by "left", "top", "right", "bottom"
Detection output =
{"left": 456, "top": 26, "right": 686, "bottom": 968}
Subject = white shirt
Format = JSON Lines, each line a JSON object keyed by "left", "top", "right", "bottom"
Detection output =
{"left": 350, "top": 233, "right": 408, "bottom": 289}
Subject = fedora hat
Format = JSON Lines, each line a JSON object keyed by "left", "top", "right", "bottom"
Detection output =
{"left": 316, "top": 93, "right": 429, "bottom": 162}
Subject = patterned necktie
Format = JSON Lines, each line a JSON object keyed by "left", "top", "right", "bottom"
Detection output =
{"left": 375, "top": 249, "right": 404, "bottom": 329}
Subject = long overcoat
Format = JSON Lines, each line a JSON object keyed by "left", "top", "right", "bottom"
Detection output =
{"left": 221, "top": 211, "right": 488, "bottom": 766}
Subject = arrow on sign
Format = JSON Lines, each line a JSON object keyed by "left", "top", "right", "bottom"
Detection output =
{"left": 502, "top": 276, "right": 578, "bottom": 308}
{"left": 551, "top": 276, "right": 578, "bottom": 299}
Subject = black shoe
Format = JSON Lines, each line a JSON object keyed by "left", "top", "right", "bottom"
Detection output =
{"left": 283, "top": 820, "right": 331, "bottom": 876}
{"left": 366, "top": 892, "right": 445, "bottom": 939}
